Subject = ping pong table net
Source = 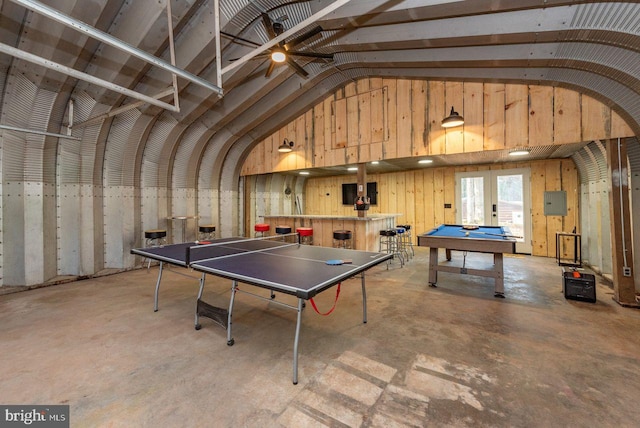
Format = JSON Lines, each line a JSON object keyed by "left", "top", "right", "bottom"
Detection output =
{"left": 184, "top": 233, "right": 299, "bottom": 265}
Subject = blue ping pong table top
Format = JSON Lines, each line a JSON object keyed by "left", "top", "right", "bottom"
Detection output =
{"left": 131, "top": 237, "right": 392, "bottom": 300}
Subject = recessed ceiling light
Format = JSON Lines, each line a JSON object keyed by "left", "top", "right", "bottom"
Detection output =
{"left": 371, "top": 161, "right": 379, "bottom": 165}
{"left": 299, "top": 171, "right": 309, "bottom": 175}
{"left": 509, "top": 149, "right": 530, "bottom": 156}
{"left": 418, "top": 159, "right": 433, "bottom": 164}
{"left": 347, "top": 167, "right": 358, "bottom": 171}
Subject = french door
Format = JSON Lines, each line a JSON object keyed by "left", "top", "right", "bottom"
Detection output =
{"left": 455, "top": 168, "right": 532, "bottom": 254}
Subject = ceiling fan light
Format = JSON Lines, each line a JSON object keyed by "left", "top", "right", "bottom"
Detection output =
{"left": 271, "top": 50, "right": 286, "bottom": 63}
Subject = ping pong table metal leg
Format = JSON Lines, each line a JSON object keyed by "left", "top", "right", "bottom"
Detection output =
{"left": 361, "top": 272, "right": 367, "bottom": 324}
{"left": 226, "top": 281, "right": 238, "bottom": 346}
{"left": 196, "top": 272, "right": 206, "bottom": 330}
{"left": 153, "top": 261, "right": 164, "bottom": 312}
{"left": 194, "top": 272, "right": 206, "bottom": 329}
{"left": 292, "top": 298, "right": 304, "bottom": 385}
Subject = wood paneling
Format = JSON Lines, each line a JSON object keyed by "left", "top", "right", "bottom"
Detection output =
{"left": 484, "top": 83, "right": 505, "bottom": 150}
{"left": 396, "top": 79, "right": 413, "bottom": 158}
{"left": 304, "top": 159, "right": 577, "bottom": 256}
{"left": 242, "top": 78, "right": 632, "bottom": 177}
{"left": 505, "top": 84, "right": 529, "bottom": 149}
{"left": 464, "top": 82, "right": 484, "bottom": 153}
{"left": 528, "top": 85, "right": 554, "bottom": 146}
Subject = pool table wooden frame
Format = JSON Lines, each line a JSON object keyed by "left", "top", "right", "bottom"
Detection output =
{"left": 417, "top": 224, "right": 517, "bottom": 297}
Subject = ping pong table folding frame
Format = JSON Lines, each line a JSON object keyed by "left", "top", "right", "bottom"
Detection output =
{"left": 131, "top": 235, "right": 392, "bottom": 384}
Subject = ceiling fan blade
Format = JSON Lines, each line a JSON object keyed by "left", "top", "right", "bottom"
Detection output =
{"left": 284, "top": 26, "right": 323, "bottom": 50}
{"left": 264, "top": 60, "right": 277, "bottom": 78}
{"left": 229, "top": 53, "right": 269, "bottom": 61}
{"left": 286, "top": 57, "right": 309, "bottom": 78}
{"left": 220, "top": 31, "right": 262, "bottom": 48}
{"left": 287, "top": 51, "right": 333, "bottom": 60}
{"left": 261, "top": 13, "right": 277, "bottom": 39}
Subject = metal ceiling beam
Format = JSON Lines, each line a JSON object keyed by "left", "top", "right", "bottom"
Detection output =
{"left": 0, "top": 124, "right": 81, "bottom": 140}
{"left": 10, "top": 0, "right": 223, "bottom": 97}
{"left": 0, "top": 42, "right": 179, "bottom": 111}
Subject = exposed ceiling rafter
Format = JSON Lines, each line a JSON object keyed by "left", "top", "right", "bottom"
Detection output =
{"left": 9, "top": 0, "right": 223, "bottom": 102}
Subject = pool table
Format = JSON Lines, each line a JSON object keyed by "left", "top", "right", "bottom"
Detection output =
{"left": 417, "top": 224, "right": 517, "bottom": 297}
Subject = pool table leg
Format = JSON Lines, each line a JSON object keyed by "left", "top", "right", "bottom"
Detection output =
{"left": 494, "top": 253, "right": 505, "bottom": 298}
{"left": 445, "top": 248, "right": 452, "bottom": 261}
{"left": 428, "top": 247, "right": 438, "bottom": 287}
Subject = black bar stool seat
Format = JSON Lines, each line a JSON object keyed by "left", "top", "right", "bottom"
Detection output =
{"left": 333, "top": 230, "right": 352, "bottom": 248}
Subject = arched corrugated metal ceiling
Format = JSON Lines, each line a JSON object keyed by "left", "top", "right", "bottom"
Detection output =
{"left": 1, "top": 0, "right": 639, "bottom": 226}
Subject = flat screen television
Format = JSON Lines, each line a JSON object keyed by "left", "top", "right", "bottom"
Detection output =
{"left": 342, "top": 182, "right": 377, "bottom": 205}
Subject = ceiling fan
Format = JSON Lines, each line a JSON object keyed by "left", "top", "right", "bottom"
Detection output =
{"left": 226, "top": 13, "right": 333, "bottom": 78}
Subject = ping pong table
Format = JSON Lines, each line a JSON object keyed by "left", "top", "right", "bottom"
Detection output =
{"left": 131, "top": 235, "right": 392, "bottom": 384}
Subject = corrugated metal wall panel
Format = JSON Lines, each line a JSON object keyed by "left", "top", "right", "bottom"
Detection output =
{"left": 172, "top": 121, "right": 207, "bottom": 188}
{"left": 122, "top": 115, "right": 154, "bottom": 187}
{"left": 142, "top": 115, "right": 179, "bottom": 187}
{"left": 627, "top": 137, "right": 640, "bottom": 173}
{"left": 572, "top": 2, "right": 640, "bottom": 33}
{"left": 70, "top": 92, "right": 109, "bottom": 186}
{"left": 103, "top": 108, "right": 142, "bottom": 186}
{"left": 3, "top": 73, "right": 36, "bottom": 181}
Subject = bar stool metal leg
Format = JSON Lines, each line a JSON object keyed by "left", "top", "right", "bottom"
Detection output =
{"left": 144, "top": 229, "right": 167, "bottom": 269}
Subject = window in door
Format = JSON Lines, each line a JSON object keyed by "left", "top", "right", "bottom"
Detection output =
{"left": 455, "top": 168, "right": 532, "bottom": 254}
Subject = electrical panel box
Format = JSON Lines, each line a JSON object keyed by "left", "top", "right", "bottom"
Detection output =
{"left": 544, "top": 191, "right": 567, "bottom": 216}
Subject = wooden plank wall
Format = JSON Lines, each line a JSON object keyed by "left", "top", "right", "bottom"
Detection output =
{"left": 304, "top": 159, "right": 578, "bottom": 257}
{"left": 241, "top": 78, "right": 629, "bottom": 259}
{"left": 241, "top": 79, "right": 633, "bottom": 176}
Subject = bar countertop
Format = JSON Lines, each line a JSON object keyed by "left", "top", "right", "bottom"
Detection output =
{"left": 264, "top": 213, "right": 402, "bottom": 221}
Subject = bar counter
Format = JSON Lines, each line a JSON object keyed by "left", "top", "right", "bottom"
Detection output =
{"left": 263, "top": 214, "right": 401, "bottom": 252}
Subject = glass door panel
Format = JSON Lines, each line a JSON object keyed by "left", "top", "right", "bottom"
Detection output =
{"left": 456, "top": 168, "right": 532, "bottom": 254}
{"left": 495, "top": 174, "right": 525, "bottom": 241}
{"left": 460, "top": 176, "right": 485, "bottom": 225}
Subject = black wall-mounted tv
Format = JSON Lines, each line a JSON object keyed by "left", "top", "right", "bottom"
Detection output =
{"left": 342, "top": 182, "right": 378, "bottom": 205}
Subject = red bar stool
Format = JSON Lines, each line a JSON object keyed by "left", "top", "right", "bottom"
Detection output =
{"left": 333, "top": 230, "right": 352, "bottom": 249}
{"left": 254, "top": 223, "right": 270, "bottom": 237}
{"left": 296, "top": 227, "right": 314, "bottom": 245}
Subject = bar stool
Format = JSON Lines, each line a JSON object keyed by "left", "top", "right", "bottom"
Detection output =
{"left": 395, "top": 226, "right": 410, "bottom": 262}
{"left": 275, "top": 225, "right": 292, "bottom": 235}
{"left": 254, "top": 223, "right": 270, "bottom": 237}
{"left": 333, "top": 230, "right": 352, "bottom": 248}
{"left": 198, "top": 225, "right": 216, "bottom": 241}
{"left": 296, "top": 227, "right": 314, "bottom": 245}
{"left": 275, "top": 225, "right": 292, "bottom": 241}
{"left": 145, "top": 229, "right": 167, "bottom": 247}
{"left": 397, "top": 224, "right": 415, "bottom": 259}
{"left": 379, "top": 229, "right": 404, "bottom": 268}
{"left": 144, "top": 229, "right": 167, "bottom": 268}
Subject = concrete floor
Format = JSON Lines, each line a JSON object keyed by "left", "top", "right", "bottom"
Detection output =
{"left": 1, "top": 248, "right": 640, "bottom": 427}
